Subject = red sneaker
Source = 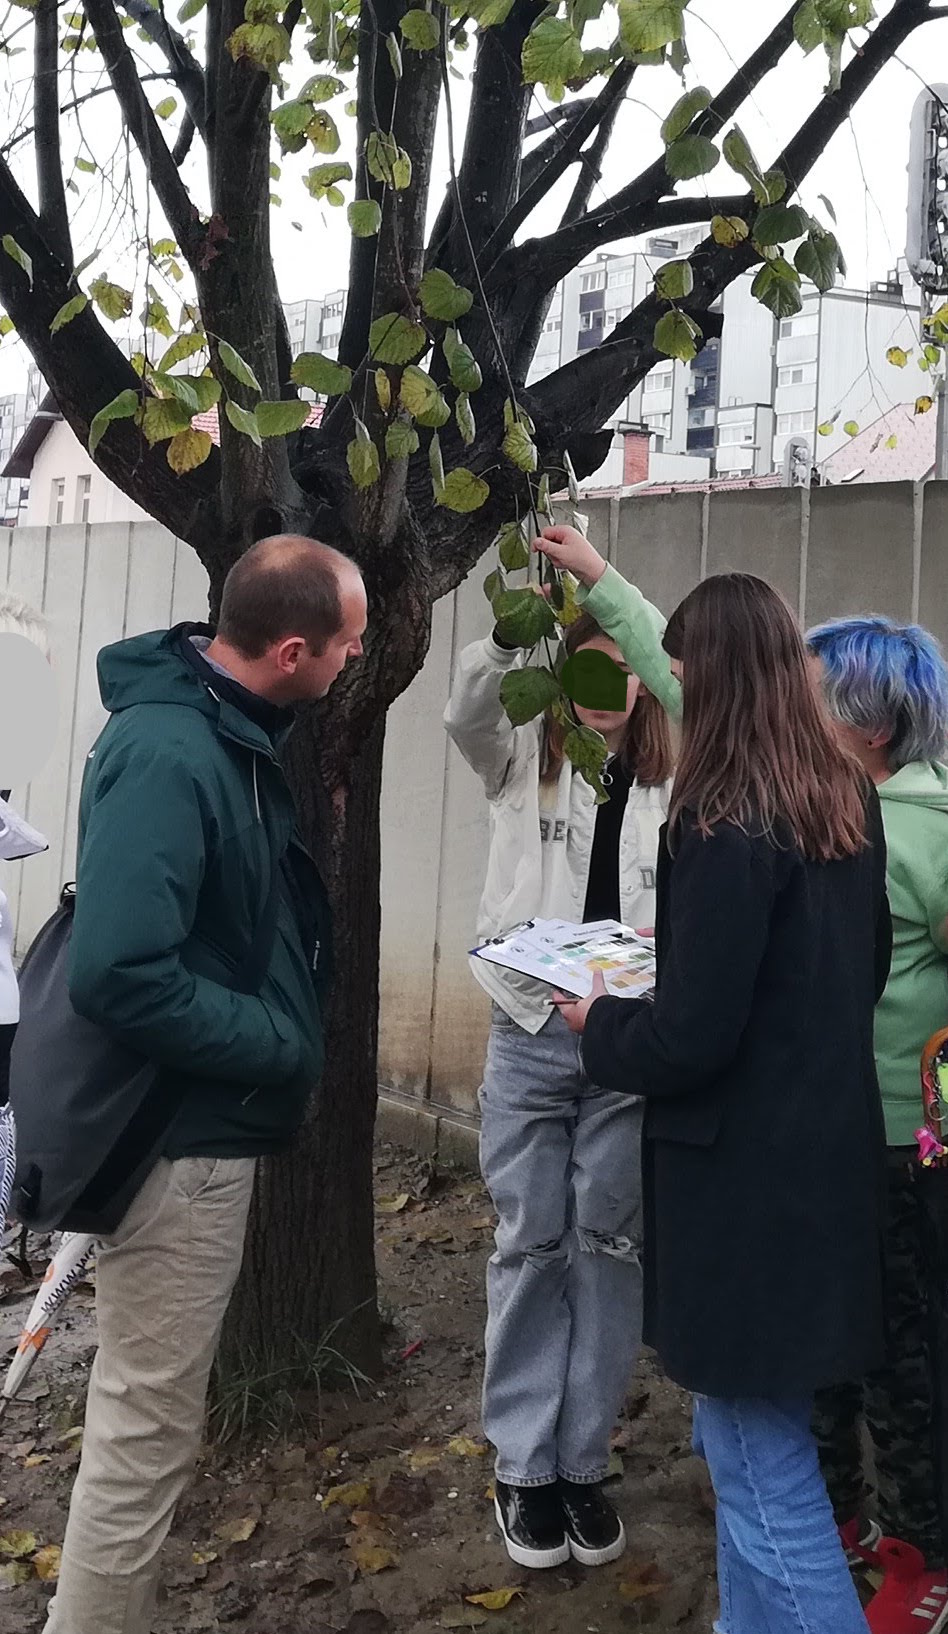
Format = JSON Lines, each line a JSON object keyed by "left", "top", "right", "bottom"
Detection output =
{"left": 839, "top": 1515, "right": 883, "bottom": 1566}
{"left": 863, "top": 1537, "right": 948, "bottom": 1634}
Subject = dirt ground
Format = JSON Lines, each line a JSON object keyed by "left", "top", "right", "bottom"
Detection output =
{"left": 0, "top": 1143, "right": 718, "bottom": 1634}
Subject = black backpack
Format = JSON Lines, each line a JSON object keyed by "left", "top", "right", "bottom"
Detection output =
{"left": 10, "top": 875, "right": 279, "bottom": 1235}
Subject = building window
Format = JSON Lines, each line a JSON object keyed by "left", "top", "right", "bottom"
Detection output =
{"left": 50, "top": 478, "right": 65, "bottom": 525}
{"left": 579, "top": 269, "right": 605, "bottom": 293}
{"left": 607, "top": 267, "right": 634, "bottom": 288}
{"left": 324, "top": 298, "right": 343, "bottom": 318}
{"left": 776, "top": 412, "right": 811, "bottom": 435}
{"left": 579, "top": 311, "right": 604, "bottom": 331}
{"left": 688, "top": 407, "right": 713, "bottom": 428}
{"left": 718, "top": 423, "right": 754, "bottom": 446}
{"left": 75, "top": 474, "right": 91, "bottom": 524}
{"left": 643, "top": 367, "right": 673, "bottom": 393}
{"left": 777, "top": 365, "right": 806, "bottom": 387}
{"left": 644, "top": 411, "right": 671, "bottom": 434}
{"left": 543, "top": 317, "right": 561, "bottom": 333}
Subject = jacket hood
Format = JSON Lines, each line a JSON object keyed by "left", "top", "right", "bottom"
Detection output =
{"left": 97, "top": 624, "right": 216, "bottom": 716}
{"left": 878, "top": 759, "right": 948, "bottom": 811}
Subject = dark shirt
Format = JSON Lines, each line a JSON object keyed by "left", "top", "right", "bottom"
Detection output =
{"left": 582, "top": 755, "right": 632, "bottom": 922}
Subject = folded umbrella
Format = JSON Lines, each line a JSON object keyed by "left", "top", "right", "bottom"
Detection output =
{"left": 0, "top": 1228, "right": 97, "bottom": 1420}
{"left": 0, "top": 1102, "right": 14, "bottom": 1224}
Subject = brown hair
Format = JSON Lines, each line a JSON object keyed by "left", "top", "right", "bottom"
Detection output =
{"left": 542, "top": 611, "right": 674, "bottom": 788}
{"left": 218, "top": 534, "right": 354, "bottom": 659}
{"left": 662, "top": 574, "right": 867, "bottom": 860}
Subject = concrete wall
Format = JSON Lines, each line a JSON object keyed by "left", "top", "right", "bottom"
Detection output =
{"left": 2, "top": 482, "right": 947, "bottom": 1143}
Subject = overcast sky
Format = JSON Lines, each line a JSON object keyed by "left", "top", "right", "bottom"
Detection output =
{"left": 1, "top": 0, "right": 946, "bottom": 392}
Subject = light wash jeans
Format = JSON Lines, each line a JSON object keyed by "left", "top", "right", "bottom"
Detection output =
{"left": 694, "top": 1394, "right": 870, "bottom": 1634}
{"left": 479, "top": 1006, "right": 644, "bottom": 1486}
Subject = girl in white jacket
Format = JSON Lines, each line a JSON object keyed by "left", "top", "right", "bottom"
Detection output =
{"left": 444, "top": 593, "right": 673, "bottom": 1571}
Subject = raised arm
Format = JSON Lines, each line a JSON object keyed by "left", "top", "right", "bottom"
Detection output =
{"left": 444, "top": 629, "right": 532, "bottom": 801}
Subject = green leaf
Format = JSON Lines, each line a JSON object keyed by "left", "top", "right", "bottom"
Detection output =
{"left": 429, "top": 430, "right": 445, "bottom": 496}
{"left": 664, "top": 133, "right": 719, "bottom": 182}
{"left": 561, "top": 648, "right": 629, "bottom": 711}
{"left": 218, "top": 340, "right": 261, "bottom": 393}
{"left": 916, "top": 395, "right": 935, "bottom": 416}
{"left": 419, "top": 268, "right": 473, "bottom": 322}
{"left": 155, "top": 96, "right": 177, "bottom": 119}
{"left": 924, "top": 342, "right": 943, "bottom": 366}
{"left": 151, "top": 237, "right": 177, "bottom": 257}
{"left": 466, "top": 0, "right": 516, "bottom": 23}
{"left": 618, "top": 0, "right": 684, "bottom": 56}
{"left": 366, "top": 130, "right": 401, "bottom": 185}
{"left": 563, "top": 723, "right": 609, "bottom": 801}
{"left": 141, "top": 396, "right": 193, "bottom": 445}
{"left": 400, "top": 8, "right": 440, "bottom": 50}
{"left": 711, "top": 214, "right": 749, "bottom": 248}
{"left": 50, "top": 292, "right": 88, "bottom": 334}
{"left": 437, "top": 468, "right": 490, "bottom": 513}
{"left": 385, "top": 419, "right": 420, "bottom": 460}
{"left": 178, "top": 0, "right": 206, "bottom": 19}
{"left": 348, "top": 199, "right": 382, "bottom": 237}
{"left": 654, "top": 259, "right": 693, "bottom": 300}
{"left": 387, "top": 30, "right": 403, "bottom": 79}
{"left": 455, "top": 391, "right": 475, "bottom": 446}
{"left": 167, "top": 427, "right": 213, "bottom": 472}
{"left": 794, "top": 229, "right": 840, "bottom": 293}
{"left": 793, "top": 0, "right": 822, "bottom": 53}
{"left": 2, "top": 236, "right": 32, "bottom": 288}
{"left": 502, "top": 421, "right": 538, "bottom": 473}
{"left": 885, "top": 433, "right": 898, "bottom": 450}
{"left": 375, "top": 369, "right": 392, "bottom": 412}
{"left": 142, "top": 293, "right": 174, "bottom": 337}
{"left": 300, "top": 74, "right": 347, "bottom": 102}
{"left": 347, "top": 419, "right": 380, "bottom": 486}
{"left": 841, "top": 419, "right": 859, "bottom": 437}
{"left": 254, "top": 400, "right": 311, "bottom": 436}
{"left": 291, "top": 352, "right": 353, "bottom": 395}
{"left": 499, "top": 666, "right": 560, "bottom": 726}
{"left": 753, "top": 202, "right": 810, "bottom": 247}
{"left": 522, "top": 17, "right": 584, "bottom": 87}
{"left": 75, "top": 157, "right": 97, "bottom": 174}
{"left": 751, "top": 257, "right": 802, "bottom": 319}
{"left": 0, "top": 316, "right": 15, "bottom": 339}
{"left": 369, "top": 313, "right": 428, "bottom": 365}
{"left": 497, "top": 520, "right": 529, "bottom": 571}
{"left": 817, "top": 420, "right": 835, "bottom": 437}
{"left": 152, "top": 372, "right": 219, "bottom": 412}
{"left": 392, "top": 151, "right": 412, "bottom": 190}
{"left": 271, "top": 99, "right": 314, "bottom": 149}
{"left": 661, "top": 84, "right": 711, "bottom": 144}
{"left": 493, "top": 588, "right": 556, "bottom": 648}
{"left": 484, "top": 566, "right": 506, "bottom": 603}
{"left": 305, "top": 161, "right": 352, "bottom": 199}
{"left": 399, "top": 365, "right": 450, "bottom": 428}
{"left": 308, "top": 111, "right": 340, "bottom": 154}
{"left": 722, "top": 125, "right": 768, "bottom": 202}
{"left": 224, "top": 399, "right": 262, "bottom": 447}
{"left": 158, "top": 331, "right": 206, "bottom": 370}
{"left": 654, "top": 309, "right": 700, "bottom": 362}
{"left": 226, "top": 20, "right": 291, "bottom": 70}
{"left": 89, "top": 387, "right": 139, "bottom": 456}
{"left": 443, "top": 328, "right": 483, "bottom": 393}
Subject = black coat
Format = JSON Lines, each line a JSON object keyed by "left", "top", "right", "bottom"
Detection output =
{"left": 582, "top": 796, "right": 891, "bottom": 1399}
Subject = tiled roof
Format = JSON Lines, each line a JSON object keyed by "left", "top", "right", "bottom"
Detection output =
{"left": 192, "top": 401, "right": 323, "bottom": 446}
{"left": 818, "top": 404, "right": 936, "bottom": 485}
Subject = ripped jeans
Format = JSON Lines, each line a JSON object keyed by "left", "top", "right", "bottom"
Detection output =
{"left": 480, "top": 1006, "right": 644, "bottom": 1486}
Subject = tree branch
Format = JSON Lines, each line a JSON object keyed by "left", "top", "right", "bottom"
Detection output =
{"left": 119, "top": 0, "right": 207, "bottom": 135}
{"left": 34, "top": 0, "right": 73, "bottom": 270}
{"left": 172, "top": 111, "right": 196, "bottom": 166}
{"left": 85, "top": 0, "right": 204, "bottom": 262}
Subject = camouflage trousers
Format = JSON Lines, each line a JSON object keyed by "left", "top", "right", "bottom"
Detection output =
{"left": 813, "top": 1153, "right": 948, "bottom": 1567}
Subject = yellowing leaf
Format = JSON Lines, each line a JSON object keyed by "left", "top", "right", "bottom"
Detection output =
{"left": 385, "top": 420, "right": 420, "bottom": 460}
{"left": 89, "top": 387, "right": 139, "bottom": 456}
{"left": 307, "top": 112, "right": 341, "bottom": 154}
{"left": 399, "top": 365, "right": 450, "bottom": 427}
{"left": 347, "top": 424, "right": 381, "bottom": 488}
{"left": 348, "top": 199, "right": 382, "bottom": 238}
{"left": 226, "top": 20, "right": 290, "bottom": 70}
{"left": 90, "top": 277, "right": 132, "bottom": 321}
{"left": 32, "top": 1545, "right": 61, "bottom": 1581}
{"left": 0, "top": 1530, "right": 37, "bottom": 1558}
{"left": 348, "top": 1538, "right": 398, "bottom": 1574}
{"left": 419, "top": 269, "right": 473, "bottom": 323}
{"left": 22, "top": 1454, "right": 51, "bottom": 1468}
{"left": 448, "top": 1436, "right": 489, "bottom": 1458}
{"left": 400, "top": 8, "right": 440, "bottom": 50}
{"left": 323, "top": 1479, "right": 373, "bottom": 1511}
{"left": 885, "top": 434, "right": 898, "bottom": 449}
{"left": 916, "top": 395, "right": 935, "bottom": 415}
{"left": 215, "top": 1515, "right": 258, "bottom": 1543}
{"left": 167, "top": 428, "right": 213, "bottom": 473}
{"left": 408, "top": 1446, "right": 442, "bottom": 1471}
{"left": 843, "top": 420, "right": 859, "bottom": 437}
{"left": 291, "top": 353, "right": 352, "bottom": 396}
{"left": 2, "top": 236, "right": 32, "bottom": 289}
{"left": 817, "top": 421, "right": 834, "bottom": 437}
{"left": 369, "top": 313, "right": 428, "bottom": 366}
{"left": 374, "top": 369, "right": 392, "bottom": 412}
{"left": 158, "top": 331, "right": 206, "bottom": 371}
{"left": 155, "top": 96, "right": 177, "bottom": 119}
{"left": 377, "top": 1193, "right": 410, "bottom": 1214}
{"left": 255, "top": 400, "right": 311, "bottom": 437}
{"left": 141, "top": 396, "right": 193, "bottom": 445}
{"left": 466, "top": 1587, "right": 524, "bottom": 1610}
{"left": 50, "top": 293, "right": 88, "bottom": 334}
{"left": 0, "top": 1561, "right": 32, "bottom": 1587}
{"left": 886, "top": 345, "right": 910, "bottom": 369}
{"left": 437, "top": 469, "right": 490, "bottom": 513}
{"left": 192, "top": 1549, "right": 218, "bottom": 1565}
{"left": 502, "top": 421, "right": 537, "bottom": 473}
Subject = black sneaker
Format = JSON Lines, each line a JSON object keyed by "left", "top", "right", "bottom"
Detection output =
{"left": 493, "top": 1479, "right": 570, "bottom": 1569}
{"left": 558, "top": 1479, "right": 626, "bottom": 1566}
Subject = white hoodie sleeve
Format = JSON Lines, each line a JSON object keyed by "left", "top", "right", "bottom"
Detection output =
{"left": 443, "top": 633, "right": 532, "bottom": 802}
{"left": 0, "top": 796, "right": 47, "bottom": 861}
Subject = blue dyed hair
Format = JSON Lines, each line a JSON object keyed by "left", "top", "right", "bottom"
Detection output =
{"left": 806, "top": 616, "right": 948, "bottom": 771}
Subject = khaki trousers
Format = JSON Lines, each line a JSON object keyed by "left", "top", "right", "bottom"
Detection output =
{"left": 45, "top": 1155, "right": 256, "bottom": 1634}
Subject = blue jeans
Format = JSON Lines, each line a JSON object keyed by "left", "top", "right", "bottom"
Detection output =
{"left": 479, "top": 1007, "right": 644, "bottom": 1486}
{"left": 694, "top": 1395, "right": 869, "bottom": 1634}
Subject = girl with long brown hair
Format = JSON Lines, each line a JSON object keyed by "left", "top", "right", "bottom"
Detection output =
{"left": 444, "top": 595, "right": 673, "bottom": 1571}
{"left": 540, "top": 529, "right": 891, "bottom": 1634}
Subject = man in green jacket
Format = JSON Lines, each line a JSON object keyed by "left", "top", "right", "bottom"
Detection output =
{"left": 46, "top": 534, "right": 367, "bottom": 1634}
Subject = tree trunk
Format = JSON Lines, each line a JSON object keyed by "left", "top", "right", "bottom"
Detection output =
{"left": 217, "top": 704, "right": 388, "bottom": 1393}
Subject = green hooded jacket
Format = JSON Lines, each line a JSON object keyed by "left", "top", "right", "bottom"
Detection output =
{"left": 68, "top": 625, "right": 331, "bottom": 1158}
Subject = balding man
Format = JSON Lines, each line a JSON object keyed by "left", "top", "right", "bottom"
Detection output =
{"left": 46, "top": 536, "right": 367, "bottom": 1634}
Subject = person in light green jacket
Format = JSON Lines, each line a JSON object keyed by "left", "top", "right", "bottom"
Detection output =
{"left": 535, "top": 522, "right": 948, "bottom": 1585}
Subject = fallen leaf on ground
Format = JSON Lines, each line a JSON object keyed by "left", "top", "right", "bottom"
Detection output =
{"left": 320, "top": 1444, "right": 341, "bottom": 1465}
{"left": 408, "top": 1447, "right": 442, "bottom": 1471}
{"left": 0, "top": 1530, "right": 37, "bottom": 1558}
{"left": 0, "top": 1560, "right": 32, "bottom": 1588}
{"left": 618, "top": 1560, "right": 671, "bottom": 1603}
{"left": 484, "top": 1481, "right": 496, "bottom": 1501}
{"left": 192, "top": 1549, "right": 218, "bottom": 1566}
{"left": 23, "top": 1454, "right": 51, "bottom": 1468}
{"left": 465, "top": 1586, "right": 524, "bottom": 1609}
{"left": 58, "top": 1426, "right": 83, "bottom": 1446}
{"left": 441, "top": 1609, "right": 488, "bottom": 1630}
{"left": 376, "top": 1193, "right": 410, "bottom": 1214}
{"left": 448, "top": 1436, "right": 488, "bottom": 1458}
{"left": 470, "top": 1216, "right": 495, "bottom": 1231}
{"left": 322, "top": 1480, "right": 371, "bottom": 1511}
{"left": 32, "top": 1545, "right": 61, "bottom": 1581}
{"left": 605, "top": 1449, "right": 624, "bottom": 1480}
{"left": 347, "top": 1537, "right": 399, "bottom": 1574}
{"left": 349, "top": 1509, "right": 389, "bottom": 1530}
{"left": 215, "top": 1515, "right": 258, "bottom": 1543}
